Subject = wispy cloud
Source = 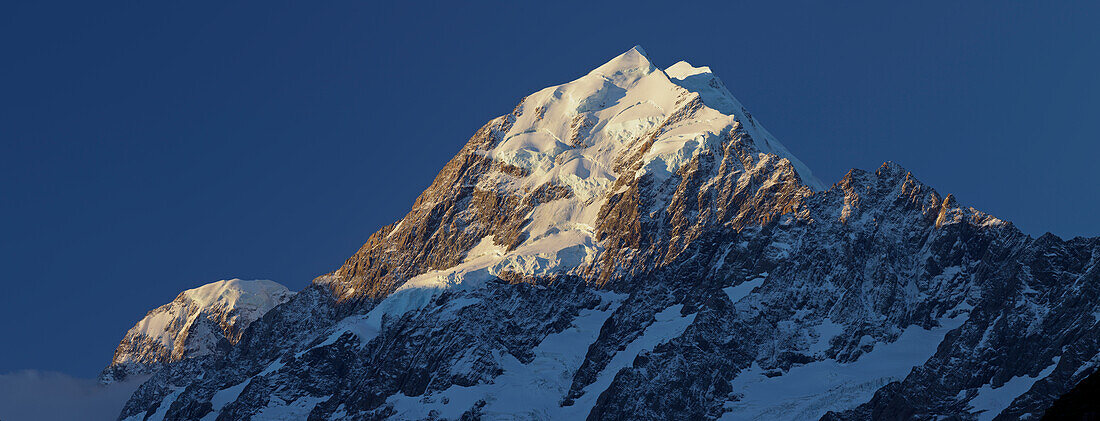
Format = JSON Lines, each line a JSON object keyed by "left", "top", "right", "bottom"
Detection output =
{"left": 0, "top": 370, "right": 146, "bottom": 421}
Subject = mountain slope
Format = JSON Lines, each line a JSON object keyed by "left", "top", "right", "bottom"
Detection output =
{"left": 101, "top": 279, "right": 293, "bottom": 383}
{"left": 117, "top": 47, "right": 1099, "bottom": 421}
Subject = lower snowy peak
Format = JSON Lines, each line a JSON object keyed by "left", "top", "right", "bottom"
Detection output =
{"left": 100, "top": 279, "right": 293, "bottom": 383}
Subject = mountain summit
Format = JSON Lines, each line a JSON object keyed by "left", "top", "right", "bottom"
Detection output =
{"left": 115, "top": 47, "right": 1099, "bottom": 421}
{"left": 589, "top": 45, "right": 657, "bottom": 81}
{"left": 317, "top": 45, "right": 824, "bottom": 303}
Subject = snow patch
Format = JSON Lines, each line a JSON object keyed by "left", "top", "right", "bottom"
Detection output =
{"left": 721, "top": 315, "right": 968, "bottom": 420}
{"left": 384, "top": 291, "right": 628, "bottom": 420}
{"left": 142, "top": 387, "right": 184, "bottom": 421}
{"left": 200, "top": 379, "right": 251, "bottom": 421}
{"left": 252, "top": 394, "right": 330, "bottom": 420}
{"left": 967, "top": 357, "right": 1059, "bottom": 421}
{"left": 567, "top": 304, "right": 697, "bottom": 415}
{"left": 724, "top": 277, "right": 766, "bottom": 304}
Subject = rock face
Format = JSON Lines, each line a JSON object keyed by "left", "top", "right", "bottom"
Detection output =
{"left": 116, "top": 47, "right": 1100, "bottom": 420}
{"left": 101, "top": 279, "right": 293, "bottom": 383}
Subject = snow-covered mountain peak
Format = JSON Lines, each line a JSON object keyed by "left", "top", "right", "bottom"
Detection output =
{"left": 101, "top": 279, "right": 293, "bottom": 382}
{"left": 588, "top": 45, "right": 656, "bottom": 84}
{"left": 322, "top": 46, "right": 828, "bottom": 305}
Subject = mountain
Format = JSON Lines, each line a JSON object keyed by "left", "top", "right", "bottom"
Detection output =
{"left": 101, "top": 279, "right": 293, "bottom": 383}
{"left": 115, "top": 47, "right": 1100, "bottom": 420}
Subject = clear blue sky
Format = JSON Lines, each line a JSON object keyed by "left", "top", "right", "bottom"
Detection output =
{"left": 1, "top": 2, "right": 1097, "bottom": 377}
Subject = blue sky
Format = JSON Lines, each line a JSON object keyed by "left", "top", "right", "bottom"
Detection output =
{"left": 1, "top": 2, "right": 1098, "bottom": 377}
